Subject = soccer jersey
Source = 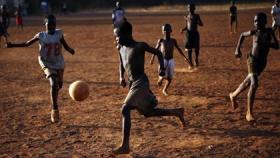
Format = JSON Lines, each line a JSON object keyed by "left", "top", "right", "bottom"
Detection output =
{"left": 35, "top": 29, "right": 64, "bottom": 69}
{"left": 271, "top": 5, "right": 280, "bottom": 26}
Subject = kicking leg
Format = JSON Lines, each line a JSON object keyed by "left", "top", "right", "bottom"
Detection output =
{"left": 246, "top": 75, "right": 258, "bottom": 122}
{"left": 113, "top": 104, "right": 132, "bottom": 154}
{"left": 145, "top": 108, "right": 186, "bottom": 127}
{"left": 157, "top": 76, "right": 164, "bottom": 86}
{"left": 229, "top": 74, "right": 251, "bottom": 109}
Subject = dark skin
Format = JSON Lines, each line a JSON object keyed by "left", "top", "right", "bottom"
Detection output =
{"left": 181, "top": 4, "right": 203, "bottom": 68}
{"left": 114, "top": 26, "right": 186, "bottom": 155}
{"left": 6, "top": 22, "right": 75, "bottom": 112}
{"left": 150, "top": 28, "right": 190, "bottom": 96}
{"left": 229, "top": 14, "right": 278, "bottom": 122}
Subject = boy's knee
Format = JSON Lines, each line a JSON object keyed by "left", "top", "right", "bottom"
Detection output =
{"left": 121, "top": 104, "right": 132, "bottom": 116}
{"left": 49, "top": 75, "right": 59, "bottom": 90}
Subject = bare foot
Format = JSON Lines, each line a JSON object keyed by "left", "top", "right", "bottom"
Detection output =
{"left": 177, "top": 108, "right": 187, "bottom": 128}
{"left": 113, "top": 145, "right": 130, "bottom": 155}
{"left": 162, "top": 89, "right": 168, "bottom": 96}
{"left": 229, "top": 93, "right": 238, "bottom": 110}
{"left": 246, "top": 113, "right": 255, "bottom": 122}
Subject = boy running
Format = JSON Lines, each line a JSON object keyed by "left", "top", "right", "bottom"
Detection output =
{"left": 181, "top": 4, "right": 203, "bottom": 69}
{"left": 229, "top": 1, "right": 237, "bottom": 34}
{"left": 0, "top": 21, "right": 8, "bottom": 47}
{"left": 114, "top": 21, "right": 186, "bottom": 155}
{"left": 229, "top": 13, "right": 279, "bottom": 122}
{"left": 1, "top": 4, "right": 10, "bottom": 33}
{"left": 6, "top": 15, "right": 75, "bottom": 123}
{"left": 271, "top": 0, "right": 280, "bottom": 40}
{"left": 150, "top": 24, "right": 190, "bottom": 96}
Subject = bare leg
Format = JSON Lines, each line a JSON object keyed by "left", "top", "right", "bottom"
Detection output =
{"left": 229, "top": 74, "right": 251, "bottom": 109}
{"left": 187, "top": 49, "right": 193, "bottom": 69}
{"left": 162, "top": 78, "right": 171, "bottom": 96}
{"left": 113, "top": 104, "right": 132, "bottom": 155}
{"left": 49, "top": 76, "right": 60, "bottom": 123}
{"left": 246, "top": 75, "right": 258, "bottom": 122}
{"left": 145, "top": 108, "right": 186, "bottom": 127}
{"left": 157, "top": 76, "right": 164, "bottom": 86}
{"left": 194, "top": 49, "right": 199, "bottom": 67}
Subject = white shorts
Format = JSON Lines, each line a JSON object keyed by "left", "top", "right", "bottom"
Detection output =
{"left": 160, "top": 59, "right": 175, "bottom": 79}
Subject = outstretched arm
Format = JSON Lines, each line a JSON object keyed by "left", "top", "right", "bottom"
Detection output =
{"left": 6, "top": 36, "right": 38, "bottom": 47}
{"left": 144, "top": 43, "right": 165, "bottom": 76}
{"left": 150, "top": 39, "right": 161, "bottom": 65}
{"left": 235, "top": 30, "right": 252, "bottom": 58}
{"left": 174, "top": 39, "right": 191, "bottom": 65}
{"left": 60, "top": 36, "right": 75, "bottom": 55}
{"left": 118, "top": 52, "right": 126, "bottom": 87}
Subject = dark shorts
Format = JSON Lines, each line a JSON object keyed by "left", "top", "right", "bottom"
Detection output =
{"left": 247, "top": 54, "right": 267, "bottom": 76}
{"left": 124, "top": 75, "right": 158, "bottom": 115}
{"left": 230, "top": 15, "right": 237, "bottom": 24}
{"left": 185, "top": 30, "right": 200, "bottom": 49}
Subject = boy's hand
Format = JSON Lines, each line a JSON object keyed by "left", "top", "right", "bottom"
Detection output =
{"left": 235, "top": 49, "right": 242, "bottom": 58}
{"left": 69, "top": 48, "right": 75, "bottom": 55}
{"left": 120, "top": 78, "right": 126, "bottom": 88}
{"left": 159, "top": 69, "right": 165, "bottom": 77}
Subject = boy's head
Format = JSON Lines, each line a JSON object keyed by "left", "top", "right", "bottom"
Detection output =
{"left": 231, "top": 0, "right": 236, "bottom": 5}
{"left": 116, "top": 21, "right": 133, "bottom": 45}
{"left": 44, "top": 14, "right": 56, "bottom": 34}
{"left": 254, "top": 13, "right": 267, "bottom": 29}
{"left": 1, "top": 4, "right": 6, "bottom": 11}
{"left": 162, "top": 24, "right": 172, "bottom": 37}
{"left": 188, "top": 4, "right": 196, "bottom": 13}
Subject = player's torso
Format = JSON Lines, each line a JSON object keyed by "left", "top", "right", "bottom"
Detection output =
{"left": 160, "top": 39, "right": 175, "bottom": 59}
{"left": 252, "top": 29, "right": 271, "bottom": 59}
{"left": 38, "top": 30, "right": 64, "bottom": 69}
{"left": 120, "top": 43, "right": 145, "bottom": 81}
{"left": 187, "top": 14, "right": 199, "bottom": 31}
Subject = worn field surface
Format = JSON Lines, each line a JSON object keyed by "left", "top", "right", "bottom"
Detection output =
{"left": 0, "top": 7, "right": 279, "bottom": 158}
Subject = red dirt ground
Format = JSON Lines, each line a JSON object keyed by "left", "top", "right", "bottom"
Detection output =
{"left": 0, "top": 8, "right": 279, "bottom": 158}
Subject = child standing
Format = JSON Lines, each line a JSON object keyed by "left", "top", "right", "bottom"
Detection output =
{"left": 6, "top": 15, "right": 75, "bottom": 123}
{"left": 15, "top": 7, "right": 23, "bottom": 30}
{"left": 181, "top": 4, "right": 203, "bottom": 69}
{"left": 229, "top": 13, "right": 278, "bottom": 122}
{"left": 150, "top": 24, "right": 190, "bottom": 96}
{"left": 229, "top": 1, "right": 238, "bottom": 34}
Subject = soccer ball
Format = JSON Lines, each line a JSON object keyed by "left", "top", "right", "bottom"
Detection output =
{"left": 69, "top": 80, "right": 89, "bottom": 101}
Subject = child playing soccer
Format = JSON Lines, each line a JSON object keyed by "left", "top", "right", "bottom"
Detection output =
{"left": 181, "top": 3, "right": 203, "bottom": 69}
{"left": 6, "top": 14, "right": 75, "bottom": 123}
{"left": 229, "top": 1, "right": 237, "bottom": 34}
{"left": 15, "top": 7, "right": 23, "bottom": 30}
{"left": 229, "top": 13, "right": 278, "bottom": 122}
{"left": 271, "top": 0, "right": 280, "bottom": 40}
{"left": 150, "top": 24, "right": 190, "bottom": 96}
{"left": 114, "top": 21, "right": 186, "bottom": 155}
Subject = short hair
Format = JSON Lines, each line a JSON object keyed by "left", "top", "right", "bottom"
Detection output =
{"left": 162, "top": 23, "right": 172, "bottom": 32}
{"left": 44, "top": 14, "right": 56, "bottom": 25}
{"left": 119, "top": 21, "right": 132, "bottom": 35}
{"left": 188, "top": 4, "right": 196, "bottom": 10}
{"left": 255, "top": 12, "right": 267, "bottom": 25}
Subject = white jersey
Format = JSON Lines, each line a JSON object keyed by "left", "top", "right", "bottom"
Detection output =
{"left": 271, "top": 5, "right": 280, "bottom": 26}
{"left": 112, "top": 8, "right": 125, "bottom": 27}
{"left": 35, "top": 29, "right": 64, "bottom": 69}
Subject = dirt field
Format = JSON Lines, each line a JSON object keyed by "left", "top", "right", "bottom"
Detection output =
{"left": 0, "top": 8, "right": 279, "bottom": 158}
